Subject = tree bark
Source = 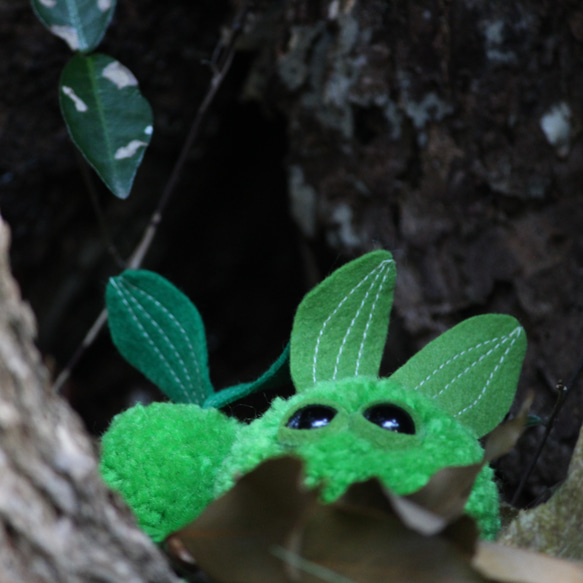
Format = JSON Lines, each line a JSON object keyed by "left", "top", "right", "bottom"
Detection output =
{"left": 245, "top": 0, "right": 583, "bottom": 504}
{"left": 0, "top": 215, "right": 177, "bottom": 582}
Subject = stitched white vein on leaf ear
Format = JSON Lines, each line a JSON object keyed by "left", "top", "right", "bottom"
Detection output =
{"left": 106, "top": 270, "right": 214, "bottom": 406}
{"left": 290, "top": 250, "right": 396, "bottom": 392}
{"left": 389, "top": 315, "right": 527, "bottom": 437}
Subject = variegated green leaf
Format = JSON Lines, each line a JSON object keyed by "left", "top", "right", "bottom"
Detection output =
{"left": 31, "top": 0, "right": 116, "bottom": 53}
{"left": 60, "top": 53, "right": 153, "bottom": 198}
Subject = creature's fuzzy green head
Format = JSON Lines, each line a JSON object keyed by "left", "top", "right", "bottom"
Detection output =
{"left": 220, "top": 378, "right": 486, "bottom": 496}
{"left": 100, "top": 251, "right": 526, "bottom": 543}
{"left": 216, "top": 376, "right": 499, "bottom": 537}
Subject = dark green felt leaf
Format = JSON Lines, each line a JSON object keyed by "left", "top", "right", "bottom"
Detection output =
{"left": 290, "top": 250, "right": 396, "bottom": 392}
{"left": 106, "top": 270, "right": 213, "bottom": 405}
{"left": 59, "top": 53, "right": 153, "bottom": 198}
{"left": 203, "top": 344, "right": 291, "bottom": 409}
{"left": 31, "top": 0, "right": 116, "bottom": 53}
{"left": 389, "top": 315, "right": 527, "bottom": 437}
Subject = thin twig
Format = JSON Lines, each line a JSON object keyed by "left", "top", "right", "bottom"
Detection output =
{"left": 128, "top": 1, "right": 253, "bottom": 267}
{"left": 511, "top": 353, "right": 583, "bottom": 505}
{"left": 54, "top": 2, "right": 253, "bottom": 393}
{"left": 511, "top": 381, "right": 566, "bottom": 506}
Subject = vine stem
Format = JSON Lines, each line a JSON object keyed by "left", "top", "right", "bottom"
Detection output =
{"left": 511, "top": 353, "right": 583, "bottom": 506}
{"left": 129, "top": 0, "right": 252, "bottom": 268}
{"left": 54, "top": 2, "right": 254, "bottom": 394}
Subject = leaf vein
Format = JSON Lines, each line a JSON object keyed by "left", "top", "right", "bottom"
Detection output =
{"left": 122, "top": 278, "right": 204, "bottom": 397}
{"left": 112, "top": 279, "right": 192, "bottom": 403}
{"left": 355, "top": 261, "right": 393, "bottom": 375}
{"left": 332, "top": 260, "right": 392, "bottom": 379}
{"left": 415, "top": 335, "right": 504, "bottom": 392}
{"left": 312, "top": 259, "right": 392, "bottom": 384}
{"left": 454, "top": 327, "right": 522, "bottom": 418}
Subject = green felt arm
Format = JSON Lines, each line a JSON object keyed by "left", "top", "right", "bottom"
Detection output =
{"left": 100, "top": 402, "right": 242, "bottom": 542}
{"left": 204, "top": 343, "right": 291, "bottom": 409}
{"left": 389, "top": 314, "right": 527, "bottom": 437}
{"left": 290, "top": 250, "right": 396, "bottom": 392}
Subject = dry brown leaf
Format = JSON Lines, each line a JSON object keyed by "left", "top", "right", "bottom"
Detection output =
{"left": 164, "top": 401, "right": 531, "bottom": 583}
{"left": 295, "top": 491, "right": 486, "bottom": 583}
{"left": 405, "top": 463, "right": 483, "bottom": 524}
{"left": 167, "top": 459, "right": 489, "bottom": 583}
{"left": 385, "top": 487, "right": 451, "bottom": 536}
{"left": 345, "top": 478, "right": 481, "bottom": 557}
{"left": 483, "top": 394, "right": 533, "bottom": 463}
{"left": 405, "top": 395, "right": 532, "bottom": 524}
{"left": 474, "top": 541, "right": 583, "bottom": 583}
{"left": 170, "top": 457, "right": 318, "bottom": 583}
{"left": 272, "top": 547, "right": 357, "bottom": 583}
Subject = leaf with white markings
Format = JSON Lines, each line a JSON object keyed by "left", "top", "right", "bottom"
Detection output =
{"left": 290, "top": 250, "right": 396, "bottom": 392}
{"left": 106, "top": 270, "right": 214, "bottom": 406}
{"left": 31, "top": 0, "right": 116, "bottom": 53}
{"left": 59, "top": 53, "right": 153, "bottom": 198}
{"left": 389, "top": 315, "right": 527, "bottom": 437}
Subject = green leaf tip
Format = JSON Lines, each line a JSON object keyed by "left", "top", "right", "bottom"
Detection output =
{"left": 106, "top": 270, "right": 213, "bottom": 406}
{"left": 203, "top": 344, "right": 291, "bottom": 409}
{"left": 389, "top": 314, "right": 527, "bottom": 437}
{"left": 290, "top": 250, "right": 396, "bottom": 392}
{"left": 59, "top": 53, "right": 153, "bottom": 198}
{"left": 31, "top": 0, "right": 117, "bottom": 53}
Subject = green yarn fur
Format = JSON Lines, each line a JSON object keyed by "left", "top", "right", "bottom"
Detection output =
{"left": 100, "top": 403, "right": 241, "bottom": 541}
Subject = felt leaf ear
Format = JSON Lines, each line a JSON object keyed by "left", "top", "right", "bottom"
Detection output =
{"left": 389, "top": 315, "right": 527, "bottom": 437}
{"left": 106, "top": 270, "right": 213, "bottom": 405}
{"left": 290, "top": 250, "right": 396, "bottom": 392}
{"left": 203, "top": 344, "right": 291, "bottom": 409}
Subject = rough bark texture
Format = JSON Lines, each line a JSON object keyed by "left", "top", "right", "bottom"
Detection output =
{"left": 500, "top": 426, "right": 583, "bottom": 559}
{"left": 0, "top": 215, "right": 177, "bottom": 582}
{"left": 243, "top": 0, "right": 583, "bottom": 503}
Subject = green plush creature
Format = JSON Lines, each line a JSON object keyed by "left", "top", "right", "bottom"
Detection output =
{"left": 100, "top": 251, "right": 526, "bottom": 543}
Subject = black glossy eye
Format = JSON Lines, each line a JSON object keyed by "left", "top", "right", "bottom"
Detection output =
{"left": 364, "top": 404, "right": 416, "bottom": 434}
{"left": 286, "top": 405, "right": 337, "bottom": 429}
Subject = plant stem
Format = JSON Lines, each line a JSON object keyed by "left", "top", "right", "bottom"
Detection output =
{"left": 511, "top": 354, "right": 583, "bottom": 505}
{"left": 129, "top": 1, "right": 253, "bottom": 269}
